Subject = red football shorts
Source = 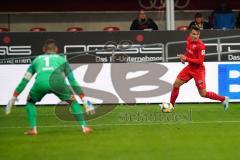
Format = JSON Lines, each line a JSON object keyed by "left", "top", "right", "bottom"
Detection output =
{"left": 177, "top": 66, "right": 206, "bottom": 89}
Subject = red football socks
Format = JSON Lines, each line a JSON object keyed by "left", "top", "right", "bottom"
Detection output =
{"left": 206, "top": 92, "right": 225, "bottom": 102}
{"left": 170, "top": 87, "right": 179, "bottom": 107}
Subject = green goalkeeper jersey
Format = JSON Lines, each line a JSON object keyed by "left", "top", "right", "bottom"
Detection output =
{"left": 15, "top": 53, "right": 83, "bottom": 96}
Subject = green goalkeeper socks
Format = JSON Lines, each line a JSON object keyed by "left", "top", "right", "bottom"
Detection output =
{"left": 25, "top": 102, "right": 37, "bottom": 129}
{"left": 71, "top": 101, "right": 87, "bottom": 127}
{"left": 25, "top": 101, "right": 86, "bottom": 129}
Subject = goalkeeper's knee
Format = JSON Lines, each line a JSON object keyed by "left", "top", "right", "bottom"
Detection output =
{"left": 27, "top": 95, "right": 37, "bottom": 104}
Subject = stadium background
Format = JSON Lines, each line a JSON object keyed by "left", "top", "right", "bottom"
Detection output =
{"left": 0, "top": 0, "right": 240, "bottom": 31}
{"left": 1, "top": 1, "right": 240, "bottom": 160}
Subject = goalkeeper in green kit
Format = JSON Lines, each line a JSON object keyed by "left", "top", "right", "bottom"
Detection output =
{"left": 5, "top": 39, "right": 95, "bottom": 135}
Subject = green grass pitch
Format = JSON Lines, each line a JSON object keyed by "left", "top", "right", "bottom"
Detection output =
{"left": 0, "top": 103, "right": 240, "bottom": 160}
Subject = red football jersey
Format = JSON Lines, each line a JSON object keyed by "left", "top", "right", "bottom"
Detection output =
{"left": 184, "top": 36, "right": 206, "bottom": 70}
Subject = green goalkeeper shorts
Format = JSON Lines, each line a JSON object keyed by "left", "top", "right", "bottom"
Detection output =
{"left": 29, "top": 80, "right": 73, "bottom": 103}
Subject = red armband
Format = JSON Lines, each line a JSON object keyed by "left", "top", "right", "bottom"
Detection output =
{"left": 13, "top": 91, "right": 19, "bottom": 97}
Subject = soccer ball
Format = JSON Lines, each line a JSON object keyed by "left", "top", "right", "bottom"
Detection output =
{"left": 160, "top": 102, "right": 174, "bottom": 113}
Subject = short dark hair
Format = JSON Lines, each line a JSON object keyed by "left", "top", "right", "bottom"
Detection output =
{"left": 190, "top": 25, "right": 200, "bottom": 33}
{"left": 43, "top": 39, "right": 58, "bottom": 51}
{"left": 195, "top": 13, "right": 202, "bottom": 18}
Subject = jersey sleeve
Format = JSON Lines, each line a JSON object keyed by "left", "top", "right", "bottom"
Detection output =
{"left": 14, "top": 59, "right": 36, "bottom": 96}
{"left": 64, "top": 61, "right": 84, "bottom": 95}
{"left": 186, "top": 44, "right": 205, "bottom": 65}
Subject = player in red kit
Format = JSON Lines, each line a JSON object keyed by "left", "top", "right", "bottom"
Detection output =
{"left": 169, "top": 26, "right": 229, "bottom": 111}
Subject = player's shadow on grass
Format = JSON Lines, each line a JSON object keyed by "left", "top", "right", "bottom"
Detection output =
{"left": 54, "top": 103, "right": 117, "bottom": 121}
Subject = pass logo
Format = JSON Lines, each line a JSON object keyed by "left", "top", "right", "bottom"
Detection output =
{"left": 0, "top": 46, "right": 32, "bottom": 55}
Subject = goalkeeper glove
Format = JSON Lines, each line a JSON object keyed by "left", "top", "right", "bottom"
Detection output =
{"left": 80, "top": 94, "right": 95, "bottom": 115}
{"left": 5, "top": 96, "right": 18, "bottom": 115}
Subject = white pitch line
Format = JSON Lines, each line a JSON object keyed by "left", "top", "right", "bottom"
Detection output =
{"left": 1, "top": 120, "right": 240, "bottom": 129}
